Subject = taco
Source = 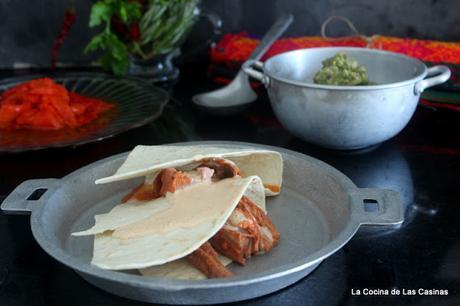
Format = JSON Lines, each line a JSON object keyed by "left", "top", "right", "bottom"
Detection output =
{"left": 73, "top": 145, "right": 282, "bottom": 279}
{"left": 95, "top": 145, "right": 283, "bottom": 196}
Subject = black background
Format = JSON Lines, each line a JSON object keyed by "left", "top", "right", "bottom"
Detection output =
{"left": 0, "top": 0, "right": 459, "bottom": 68}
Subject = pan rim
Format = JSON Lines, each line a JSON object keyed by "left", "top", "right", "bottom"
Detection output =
{"left": 29, "top": 141, "right": 361, "bottom": 291}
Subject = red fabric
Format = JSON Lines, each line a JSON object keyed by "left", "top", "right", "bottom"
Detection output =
{"left": 211, "top": 34, "right": 460, "bottom": 67}
{"left": 420, "top": 99, "right": 460, "bottom": 112}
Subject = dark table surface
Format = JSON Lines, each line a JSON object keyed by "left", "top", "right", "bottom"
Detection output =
{"left": 0, "top": 65, "right": 459, "bottom": 306}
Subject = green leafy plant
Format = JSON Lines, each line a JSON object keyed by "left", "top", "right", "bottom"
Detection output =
{"left": 85, "top": 0, "right": 199, "bottom": 75}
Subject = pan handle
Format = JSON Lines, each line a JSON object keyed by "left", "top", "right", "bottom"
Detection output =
{"left": 1, "top": 179, "right": 60, "bottom": 215}
{"left": 350, "top": 188, "right": 404, "bottom": 227}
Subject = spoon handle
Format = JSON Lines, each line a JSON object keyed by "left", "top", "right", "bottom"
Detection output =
{"left": 249, "top": 14, "right": 294, "bottom": 61}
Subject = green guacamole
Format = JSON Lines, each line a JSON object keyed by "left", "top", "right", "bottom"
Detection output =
{"left": 313, "top": 53, "right": 370, "bottom": 85}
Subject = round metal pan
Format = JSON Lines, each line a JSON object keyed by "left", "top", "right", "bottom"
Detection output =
{"left": 1, "top": 141, "right": 404, "bottom": 304}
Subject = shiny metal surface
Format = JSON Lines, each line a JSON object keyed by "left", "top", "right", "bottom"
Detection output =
{"left": 192, "top": 15, "right": 293, "bottom": 113}
{"left": 243, "top": 47, "right": 451, "bottom": 149}
{"left": 1, "top": 141, "right": 403, "bottom": 304}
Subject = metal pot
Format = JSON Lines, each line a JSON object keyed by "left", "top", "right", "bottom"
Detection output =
{"left": 243, "top": 47, "right": 451, "bottom": 150}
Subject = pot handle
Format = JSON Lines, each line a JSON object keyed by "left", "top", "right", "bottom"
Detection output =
{"left": 350, "top": 188, "right": 404, "bottom": 227}
{"left": 414, "top": 65, "right": 451, "bottom": 95}
{"left": 242, "top": 60, "right": 270, "bottom": 87}
{"left": 1, "top": 179, "right": 60, "bottom": 215}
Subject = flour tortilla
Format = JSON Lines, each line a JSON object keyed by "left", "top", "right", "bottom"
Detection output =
{"left": 139, "top": 255, "right": 232, "bottom": 280}
{"left": 72, "top": 198, "right": 171, "bottom": 237}
{"left": 73, "top": 175, "right": 265, "bottom": 237}
{"left": 95, "top": 145, "right": 283, "bottom": 196}
{"left": 72, "top": 176, "right": 265, "bottom": 270}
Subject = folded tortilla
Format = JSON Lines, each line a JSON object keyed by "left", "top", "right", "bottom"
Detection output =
{"left": 73, "top": 175, "right": 265, "bottom": 271}
{"left": 95, "top": 145, "right": 283, "bottom": 196}
{"left": 73, "top": 145, "right": 281, "bottom": 277}
{"left": 139, "top": 255, "right": 232, "bottom": 280}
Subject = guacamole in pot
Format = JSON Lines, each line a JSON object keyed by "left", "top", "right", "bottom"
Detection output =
{"left": 313, "top": 53, "right": 370, "bottom": 85}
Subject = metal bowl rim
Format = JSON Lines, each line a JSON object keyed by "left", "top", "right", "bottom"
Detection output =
{"left": 263, "top": 47, "right": 428, "bottom": 91}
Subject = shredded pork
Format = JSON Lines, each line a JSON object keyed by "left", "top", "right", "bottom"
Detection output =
{"left": 186, "top": 242, "right": 233, "bottom": 278}
{"left": 121, "top": 158, "right": 280, "bottom": 278}
{"left": 198, "top": 158, "right": 241, "bottom": 180}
